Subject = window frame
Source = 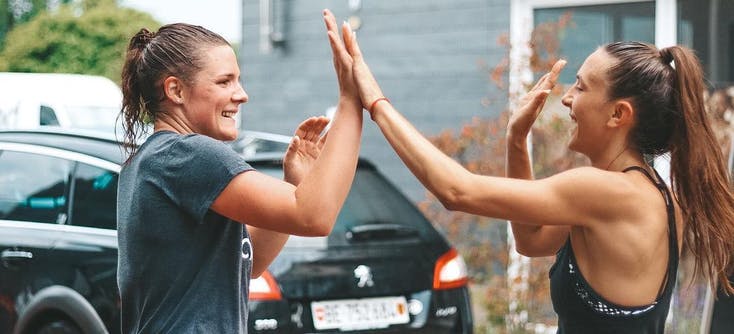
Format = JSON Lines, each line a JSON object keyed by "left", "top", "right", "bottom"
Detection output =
{"left": 0, "top": 142, "right": 120, "bottom": 231}
{"left": 508, "top": 0, "right": 675, "bottom": 109}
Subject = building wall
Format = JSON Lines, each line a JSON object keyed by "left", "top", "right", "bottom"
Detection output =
{"left": 239, "top": 0, "right": 510, "bottom": 202}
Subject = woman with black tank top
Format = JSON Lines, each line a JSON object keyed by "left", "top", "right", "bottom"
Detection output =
{"left": 326, "top": 12, "right": 734, "bottom": 333}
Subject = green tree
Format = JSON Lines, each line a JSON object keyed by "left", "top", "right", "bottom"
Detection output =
{"left": 0, "top": 0, "right": 159, "bottom": 82}
{"left": 1, "top": 0, "right": 75, "bottom": 46}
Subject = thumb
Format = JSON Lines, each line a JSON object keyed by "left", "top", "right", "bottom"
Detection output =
{"left": 288, "top": 135, "right": 301, "bottom": 152}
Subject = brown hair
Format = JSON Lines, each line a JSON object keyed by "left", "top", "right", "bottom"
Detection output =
{"left": 605, "top": 41, "right": 734, "bottom": 293}
{"left": 120, "top": 23, "right": 229, "bottom": 160}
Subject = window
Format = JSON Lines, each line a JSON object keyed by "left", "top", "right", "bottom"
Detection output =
{"left": 70, "top": 163, "right": 118, "bottom": 230}
{"left": 39, "top": 105, "right": 60, "bottom": 126}
{"left": 0, "top": 150, "right": 70, "bottom": 224}
{"left": 534, "top": 2, "right": 656, "bottom": 83}
{"left": 678, "top": 0, "right": 734, "bottom": 87}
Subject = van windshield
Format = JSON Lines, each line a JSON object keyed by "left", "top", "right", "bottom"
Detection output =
{"left": 65, "top": 106, "right": 119, "bottom": 133}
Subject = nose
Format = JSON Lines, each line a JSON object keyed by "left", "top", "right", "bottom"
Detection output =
{"left": 561, "top": 87, "right": 573, "bottom": 108}
{"left": 233, "top": 81, "right": 248, "bottom": 104}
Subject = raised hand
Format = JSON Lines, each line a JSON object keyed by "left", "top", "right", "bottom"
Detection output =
{"left": 338, "top": 19, "right": 386, "bottom": 118}
{"left": 323, "top": 9, "right": 359, "bottom": 103}
{"left": 507, "top": 60, "right": 566, "bottom": 138}
{"left": 283, "top": 116, "right": 329, "bottom": 186}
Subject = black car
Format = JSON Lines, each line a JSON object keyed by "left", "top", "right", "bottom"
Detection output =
{"left": 0, "top": 128, "right": 473, "bottom": 334}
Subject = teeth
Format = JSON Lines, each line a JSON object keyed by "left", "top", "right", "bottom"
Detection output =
{"left": 222, "top": 111, "right": 236, "bottom": 118}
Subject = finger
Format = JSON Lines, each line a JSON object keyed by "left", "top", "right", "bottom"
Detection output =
{"left": 342, "top": 21, "right": 352, "bottom": 51}
{"left": 309, "top": 117, "right": 329, "bottom": 141}
{"left": 531, "top": 73, "right": 549, "bottom": 91}
{"left": 318, "top": 131, "right": 328, "bottom": 149}
{"left": 327, "top": 30, "right": 351, "bottom": 67}
{"left": 323, "top": 9, "right": 338, "bottom": 35}
{"left": 296, "top": 117, "right": 317, "bottom": 139}
{"left": 287, "top": 135, "right": 301, "bottom": 153}
{"left": 345, "top": 27, "right": 362, "bottom": 59}
{"left": 529, "top": 89, "right": 551, "bottom": 117}
{"left": 543, "top": 59, "right": 567, "bottom": 90}
{"left": 304, "top": 117, "right": 320, "bottom": 142}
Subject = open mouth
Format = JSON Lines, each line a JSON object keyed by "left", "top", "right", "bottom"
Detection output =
{"left": 222, "top": 111, "right": 237, "bottom": 118}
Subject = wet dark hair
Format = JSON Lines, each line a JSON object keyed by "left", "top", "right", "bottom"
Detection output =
{"left": 605, "top": 41, "right": 734, "bottom": 294}
{"left": 120, "top": 23, "right": 230, "bottom": 160}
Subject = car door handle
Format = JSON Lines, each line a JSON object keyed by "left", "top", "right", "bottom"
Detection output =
{"left": 1, "top": 250, "right": 33, "bottom": 260}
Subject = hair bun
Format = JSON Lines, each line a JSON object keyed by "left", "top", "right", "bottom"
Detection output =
{"left": 659, "top": 48, "right": 674, "bottom": 65}
{"left": 131, "top": 28, "right": 156, "bottom": 50}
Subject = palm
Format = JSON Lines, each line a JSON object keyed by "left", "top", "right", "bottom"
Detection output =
{"left": 508, "top": 60, "right": 566, "bottom": 136}
{"left": 283, "top": 117, "right": 329, "bottom": 185}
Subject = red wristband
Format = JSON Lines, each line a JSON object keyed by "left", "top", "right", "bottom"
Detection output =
{"left": 368, "top": 97, "right": 390, "bottom": 115}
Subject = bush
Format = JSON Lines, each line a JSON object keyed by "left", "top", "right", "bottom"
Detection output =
{"left": 0, "top": 0, "right": 159, "bottom": 82}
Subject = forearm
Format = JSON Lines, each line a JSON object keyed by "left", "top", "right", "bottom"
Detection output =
{"left": 249, "top": 226, "right": 289, "bottom": 277}
{"left": 294, "top": 97, "right": 363, "bottom": 233}
{"left": 506, "top": 133, "right": 567, "bottom": 256}
{"left": 371, "top": 102, "right": 470, "bottom": 207}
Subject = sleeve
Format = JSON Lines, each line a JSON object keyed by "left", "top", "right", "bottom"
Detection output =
{"left": 157, "top": 134, "right": 254, "bottom": 223}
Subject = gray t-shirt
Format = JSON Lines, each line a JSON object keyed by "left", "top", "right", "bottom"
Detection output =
{"left": 117, "top": 131, "right": 254, "bottom": 333}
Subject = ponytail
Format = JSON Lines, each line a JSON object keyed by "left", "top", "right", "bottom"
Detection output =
{"left": 666, "top": 46, "right": 734, "bottom": 294}
{"left": 120, "top": 28, "right": 156, "bottom": 161}
{"left": 605, "top": 42, "right": 734, "bottom": 294}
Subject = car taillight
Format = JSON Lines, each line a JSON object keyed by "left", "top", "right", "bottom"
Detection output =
{"left": 249, "top": 270, "right": 282, "bottom": 301}
{"left": 433, "top": 248, "right": 468, "bottom": 290}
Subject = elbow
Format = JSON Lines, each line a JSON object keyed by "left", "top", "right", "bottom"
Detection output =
{"left": 251, "top": 268, "right": 265, "bottom": 279}
{"left": 513, "top": 243, "right": 535, "bottom": 257}
{"left": 513, "top": 241, "right": 554, "bottom": 258}
{"left": 300, "top": 215, "right": 335, "bottom": 237}
{"left": 436, "top": 187, "right": 465, "bottom": 212}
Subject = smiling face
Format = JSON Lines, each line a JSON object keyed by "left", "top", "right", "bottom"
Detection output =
{"left": 561, "top": 48, "right": 618, "bottom": 157}
{"left": 180, "top": 44, "right": 248, "bottom": 141}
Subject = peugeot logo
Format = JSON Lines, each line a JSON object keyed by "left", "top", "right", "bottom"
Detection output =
{"left": 354, "top": 265, "right": 374, "bottom": 288}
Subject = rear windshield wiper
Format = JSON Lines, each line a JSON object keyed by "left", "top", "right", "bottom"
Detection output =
{"left": 346, "top": 223, "right": 418, "bottom": 242}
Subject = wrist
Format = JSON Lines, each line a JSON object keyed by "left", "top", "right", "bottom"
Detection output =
{"left": 506, "top": 132, "right": 528, "bottom": 150}
{"left": 367, "top": 97, "right": 390, "bottom": 121}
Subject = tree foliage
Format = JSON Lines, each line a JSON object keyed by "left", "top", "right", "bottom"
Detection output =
{"left": 0, "top": 0, "right": 159, "bottom": 82}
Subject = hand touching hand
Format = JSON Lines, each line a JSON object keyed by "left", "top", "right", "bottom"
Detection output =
{"left": 507, "top": 60, "right": 566, "bottom": 138}
{"left": 283, "top": 116, "right": 329, "bottom": 186}
{"left": 338, "top": 19, "right": 386, "bottom": 118}
{"left": 323, "top": 9, "right": 359, "bottom": 103}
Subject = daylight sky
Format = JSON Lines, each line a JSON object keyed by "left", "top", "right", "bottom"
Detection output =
{"left": 120, "top": 0, "right": 243, "bottom": 43}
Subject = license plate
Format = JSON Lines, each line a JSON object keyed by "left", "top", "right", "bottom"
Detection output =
{"left": 311, "top": 296, "right": 410, "bottom": 331}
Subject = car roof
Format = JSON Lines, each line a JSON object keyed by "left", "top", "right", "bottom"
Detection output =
{"left": 0, "top": 127, "right": 376, "bottom": 170}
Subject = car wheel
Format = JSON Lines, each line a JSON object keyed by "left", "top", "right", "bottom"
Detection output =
{"left": 34, "top": 319, "right": 82, "bottom": 334}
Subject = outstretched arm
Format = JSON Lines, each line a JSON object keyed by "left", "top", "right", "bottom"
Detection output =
{"left": 211, "top": 9, "right": 363, "bottom": 275}
{"left": 506, "top": 60, "right": 570, "bottom": 257}
{"left": 248, "top": 117, "right": 329, "bottom": 277}
{"left": 337, "top": 17, "right": 627, "bottom": 232}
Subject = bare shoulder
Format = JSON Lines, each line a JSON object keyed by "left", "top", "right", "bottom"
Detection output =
{"left": 543, "top": 167, "right": 655, "bottom": 225}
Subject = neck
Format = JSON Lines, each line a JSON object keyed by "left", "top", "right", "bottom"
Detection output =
{"left": 154, "top": 112, "right": 194, "bottom": 135}
{"left": 591, "top": 145, "right": 646, "bottom": 172}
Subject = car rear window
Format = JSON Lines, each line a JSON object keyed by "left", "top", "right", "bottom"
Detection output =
{"left": 256, "top": 165, "right": 443, "bottom": 247}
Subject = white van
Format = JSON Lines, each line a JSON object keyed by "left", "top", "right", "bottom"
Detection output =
{"left": 0, "top": 72, "right": 122, "bottom": 133}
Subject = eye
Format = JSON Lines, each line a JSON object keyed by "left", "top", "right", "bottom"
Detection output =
{"left": 574, "top": 80, "right": 584, "bottom": 92}
{"left": 218, "top": 80, "right": 230, "bottom": 87}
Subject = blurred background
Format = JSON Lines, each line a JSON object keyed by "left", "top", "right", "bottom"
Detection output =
{"left": 1, "top": 0, "right": 732, "bottom": 333}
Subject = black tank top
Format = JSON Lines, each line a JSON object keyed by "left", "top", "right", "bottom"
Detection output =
{"left": 549, "top": 166, "right": 679, "bottom": 333}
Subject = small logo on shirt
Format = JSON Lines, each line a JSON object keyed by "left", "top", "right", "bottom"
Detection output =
{"left": 241, "top": 237, "right": 253, "bottom": 261}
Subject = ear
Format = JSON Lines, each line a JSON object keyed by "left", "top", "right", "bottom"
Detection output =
{"left": 607, "top": 100, "right": 634, "bottom": 128}
{"left": 163, "top": 76, "right": 185, "bottom": 104}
